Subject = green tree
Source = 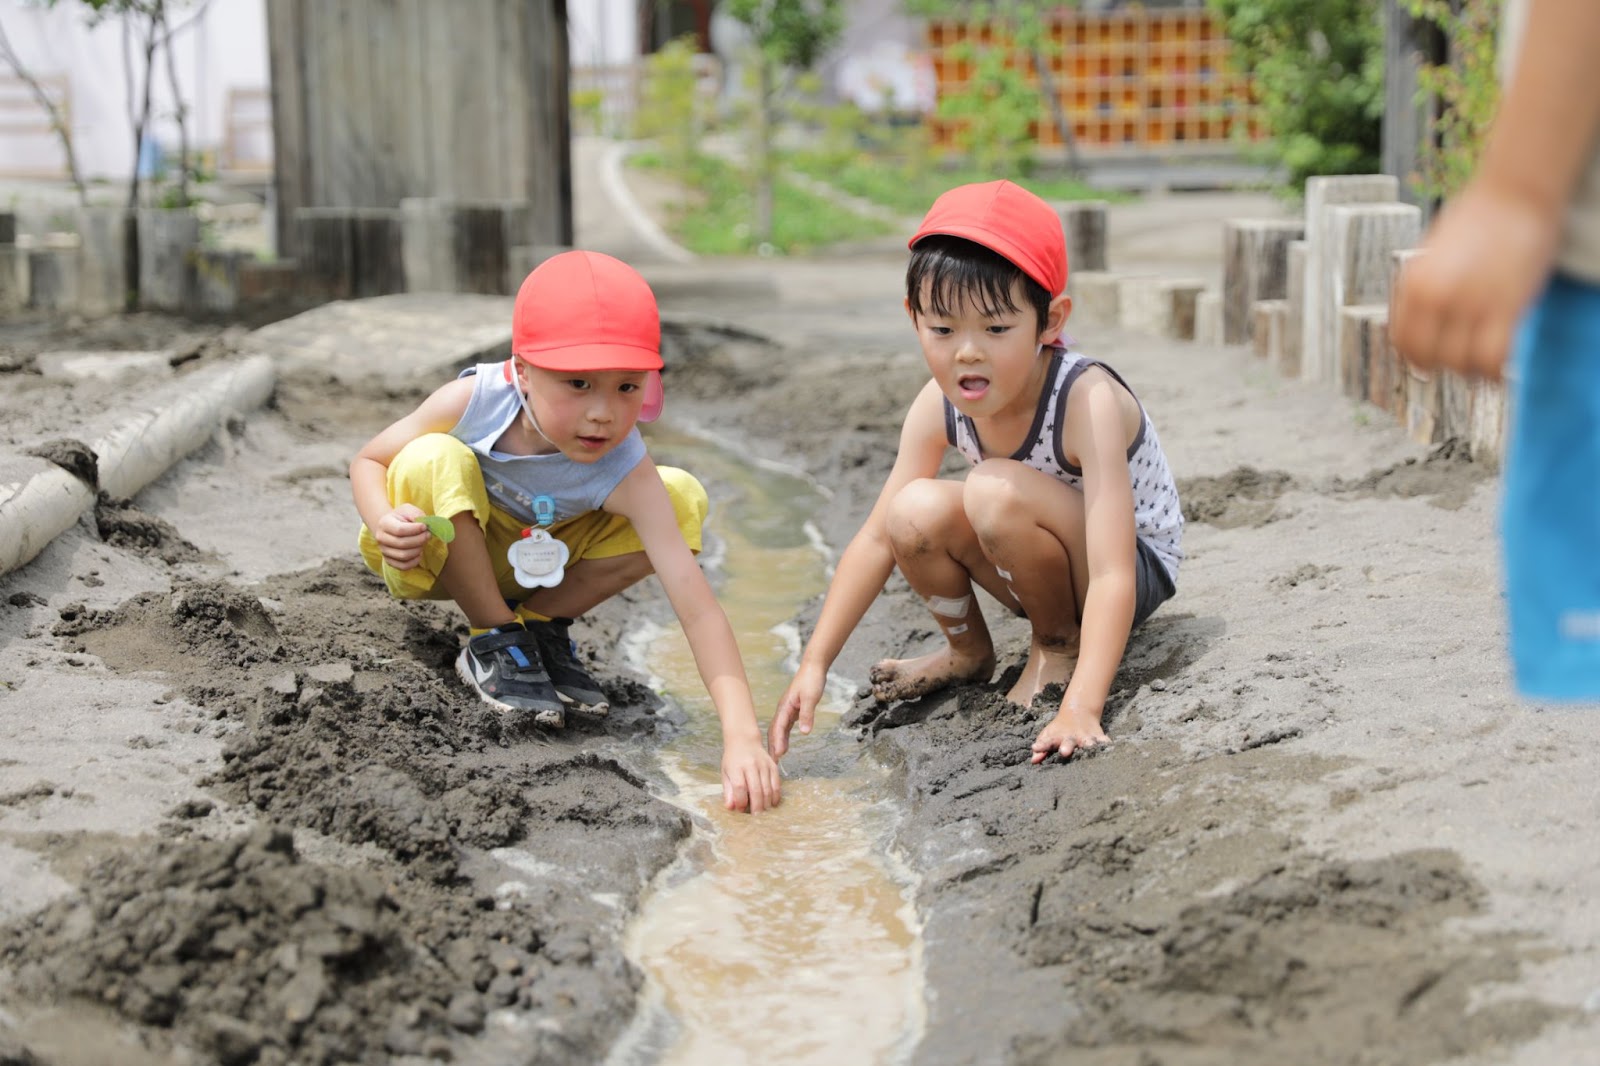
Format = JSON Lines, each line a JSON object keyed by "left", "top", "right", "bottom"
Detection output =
{"left": 1208, "top": 0, "right": 1385, "bottom": 190}
{"left": 635, "top": 36, "right": 706, "bottom": 190}
{"left": 724, "top": 0, "right": 844, "bottom": 242}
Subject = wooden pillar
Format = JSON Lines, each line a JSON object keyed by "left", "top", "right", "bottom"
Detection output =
{"left": 1223, "top": 218, "right": 1304, "bottom": 344}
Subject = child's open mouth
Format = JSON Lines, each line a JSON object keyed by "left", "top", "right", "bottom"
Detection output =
{"left": 577, "top": 435, "right": 609, "bottom": 451}
{"left": 957, "top": 375, "right": 990, "bottom": 400}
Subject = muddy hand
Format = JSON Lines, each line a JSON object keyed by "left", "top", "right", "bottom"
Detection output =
{"left": 1030, "top": 704, "right": 1108, "bottom": 764}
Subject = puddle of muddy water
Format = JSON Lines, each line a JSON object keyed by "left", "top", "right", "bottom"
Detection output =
{"left": 606, "top": 427, "right": 925, "bottom": 1066}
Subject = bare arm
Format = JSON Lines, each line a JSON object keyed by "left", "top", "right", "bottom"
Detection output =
{"left": 769, "top": 380, "right": 952, "bottom": 757}
{"left": 605, "top": 457, "right": 781, "bottom": 813}
{"left": 1391, "top": 0, "right": 1600, "bottom": 379}
{"left": 1032, "top": 375, "right": 1137, "bottom": 762}
{"left": 349, "top": 377, "right": 474, "bottom": 569}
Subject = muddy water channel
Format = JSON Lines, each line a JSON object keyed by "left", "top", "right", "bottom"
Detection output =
{"left": 609, "top": 427, "right": 925, "bottom": 1066}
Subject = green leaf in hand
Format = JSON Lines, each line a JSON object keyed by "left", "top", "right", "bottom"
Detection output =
{"left": 420, "top": 515, "right": 455, "bottom": 543}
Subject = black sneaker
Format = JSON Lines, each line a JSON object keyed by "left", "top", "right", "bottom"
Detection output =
{"left": 455, "top": 622, "right": 565, "bottom": 727}
{"left": 527, "top": 618, "right": 609, "bottom": 716}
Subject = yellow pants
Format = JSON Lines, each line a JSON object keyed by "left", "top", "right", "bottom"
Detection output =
{"left": 359, "top": 433, "right": 708, "bottom": 603}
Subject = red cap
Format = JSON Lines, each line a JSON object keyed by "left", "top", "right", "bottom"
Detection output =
{"left": 909, "top": 180, "right": 1067, "bottom": 297}
{"left": 512, "top": 250, "right": 664, "bottom": 372}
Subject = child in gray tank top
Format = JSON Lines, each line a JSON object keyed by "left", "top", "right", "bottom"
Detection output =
{"left": 351, "top": 251, "right": 780, "bottom": 813}
{"left": 770, "top": 181, "right": 1183, "bottom": 766}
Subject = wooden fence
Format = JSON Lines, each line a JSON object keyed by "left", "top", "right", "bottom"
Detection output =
{"left": 265, "top": 0, "right": 570, "bottom": 258}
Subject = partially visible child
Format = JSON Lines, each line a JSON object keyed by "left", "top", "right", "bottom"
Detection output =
{"left": 1390, "top": 0, "right": 1600, "bottom": 701}
{"left": 351, "top": 250, "right": 781, "bottom": 812}
{"left": 769, "top": 181, "right": 1182, "bottom": 763}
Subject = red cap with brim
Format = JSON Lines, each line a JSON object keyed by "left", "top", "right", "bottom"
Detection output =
{"left": 512, "top": 250, "right": 664, "bottom": 372}
{"left": 908, "top": 180, "right": 1068, "bottom": 297}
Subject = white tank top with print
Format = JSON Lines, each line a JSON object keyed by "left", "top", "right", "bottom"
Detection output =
{"left": 943, "top": 348, "right": 1183, "bottom": 584}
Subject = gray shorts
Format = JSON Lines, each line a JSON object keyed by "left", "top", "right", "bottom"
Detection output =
{"left": 1133, "top": 537, "right": 1177, "bottom": 629}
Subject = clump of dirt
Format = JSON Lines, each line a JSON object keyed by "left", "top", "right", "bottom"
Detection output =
{"left": 24, "top": 437, "right": 98, "bottom": 488}
{"left": 0, "top": 824, "right": 650, "bottom": 1066}
{"left": 1179, "top": 467, "right": 1296, "bottom": 528}
{"left": 1331, "top": 437, "right": 1489, "bottom": 510}
{"left": 11, "top": 560, "right": 694, "bottom": 1063}
{"left": 95, "top": 492, "right": 203, "bottom": 564}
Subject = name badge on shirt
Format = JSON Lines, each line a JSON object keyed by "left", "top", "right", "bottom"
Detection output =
{"left": 508, "top": 494, "right": 566, "bottom": 588}
{"left": 509, "top": 528, "right": 568, "bottom": 588}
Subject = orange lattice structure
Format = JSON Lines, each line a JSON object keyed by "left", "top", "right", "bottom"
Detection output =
{"left": 926, "top": 7, "right": 1266, "bottom": 155}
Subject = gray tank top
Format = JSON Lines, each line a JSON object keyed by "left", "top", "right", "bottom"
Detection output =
{"left": 450, "top": 361, "right": 646, "bottom": 527}
{"left": 943, "top": 348, "right": 1183, "bottom": 583}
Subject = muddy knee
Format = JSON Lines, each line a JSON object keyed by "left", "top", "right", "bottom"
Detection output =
{"left": 962, "top": 465, "right": 1031, "bottom": 543}
{"left": 886, "top": 479, "right": 962, "bottom": 561}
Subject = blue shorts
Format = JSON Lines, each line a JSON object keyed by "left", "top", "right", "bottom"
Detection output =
{"left": 1502, "top": 273, "right": 1600, "bottom": 701}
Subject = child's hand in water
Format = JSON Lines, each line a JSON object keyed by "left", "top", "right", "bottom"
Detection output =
{"left": 770, "top": 665, "right": 826, "bottom": 759}
{"left": 722, "top": 737, "right": 782, "bottom": 813}
{"left": 374, "top": 504, "right": 430, "bottom": 569}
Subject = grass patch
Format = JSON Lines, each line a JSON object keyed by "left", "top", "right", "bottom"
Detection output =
{"left": 790, "top": 152, "right": 1124, "bottom": 218}
{"left": 631, "top": 151, "right": 893, "bottom": 256}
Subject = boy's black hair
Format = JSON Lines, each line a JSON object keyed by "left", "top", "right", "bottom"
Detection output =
{"left": 906, "top": 235, "right": 1052, "bottom": 331}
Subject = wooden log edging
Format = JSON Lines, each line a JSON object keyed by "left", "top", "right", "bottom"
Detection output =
{"left": 0, "top": 355, "right": 277, "bottom": 577}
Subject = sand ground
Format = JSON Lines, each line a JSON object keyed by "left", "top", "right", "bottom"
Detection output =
{"left": 0, "top": 149, "right": 1597, "bottom": 1065}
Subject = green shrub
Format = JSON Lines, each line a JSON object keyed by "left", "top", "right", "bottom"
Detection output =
{"left": 1209, "top": 0, "right": 1385, "bottom": 190}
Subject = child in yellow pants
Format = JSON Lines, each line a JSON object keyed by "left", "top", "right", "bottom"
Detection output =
{"left": 350, "top": 251, "right": 780, "bottom": 813}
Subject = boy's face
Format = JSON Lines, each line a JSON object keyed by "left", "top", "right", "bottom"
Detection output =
{"left": 516, "top": 361, "right": 649, "bottom": 462}
{"left": 908, "top": 278, "right": 1071, "bottom": 420}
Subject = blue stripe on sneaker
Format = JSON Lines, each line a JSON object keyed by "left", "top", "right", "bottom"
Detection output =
{"left": 508, "top": 646, "right": 531, "bottom": 669}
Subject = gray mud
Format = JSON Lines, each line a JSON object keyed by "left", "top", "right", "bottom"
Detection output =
{"left": 8, "top": 558, "right": 691, "bottom": 1064}
{"left": 2, "top": 288, "right": 1595, "bottom": 1066}
{"left": 662, "top": 321, "right": 1586, "bottom": 1066}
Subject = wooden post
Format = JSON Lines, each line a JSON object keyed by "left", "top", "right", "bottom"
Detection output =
{"left": 1222, "top": 219, "right": 1304, "bottom": 343}
{"left": 1058, "top": 201, "right": 1109, "bottom": 274}
{"left": 1281, "top": 240, "right": 1307, "bottom": 378}
{"left": 1321, "top": 201, "right": 1420, "bottom": 390}
{"left": 1338, "top": 305, "right": 1388, "bottom": 402}
{"left": 1301, "top": 175, "right": 1399, "bottom": 386}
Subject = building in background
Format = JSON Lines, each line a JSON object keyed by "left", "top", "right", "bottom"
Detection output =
{"left": 0, "top": 0, "right": 270, "bottom": 184}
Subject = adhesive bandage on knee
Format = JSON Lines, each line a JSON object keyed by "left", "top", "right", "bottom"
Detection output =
{"left": 995, "top": 566, "right": 1013, "bottom": 581}
{"left": 926, "top": 594, "right": 971, "bottom": 619}
{"left": 946, "top": 623, "right": 969, "bottom": 635}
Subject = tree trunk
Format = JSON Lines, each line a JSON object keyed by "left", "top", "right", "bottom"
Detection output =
{"left": 754, "top": 53, "right": 773, "bottom": 244}
{"left": 0, "top": 19, "right": 88, "bottom": 205}
{"left": 124, "top": 5, "right": 163, "bottom": 309}
{"left": 159, "top": 5, "right": 190, "bottom": 209}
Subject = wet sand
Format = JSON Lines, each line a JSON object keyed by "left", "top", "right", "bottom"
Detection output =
{"left": 2, "top": 224, "right": 1599, "bottom": 1065}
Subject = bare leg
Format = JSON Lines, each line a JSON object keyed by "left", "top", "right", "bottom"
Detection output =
{"left": 869, "top": 479, "right": 1000, "bottom": 702}
{"left": 437, "top": 512, "right": 518, "bottom": 630}
{"left": 964, "top": 460, "right": 1090, "bottom": 709}
{"left": 516, "top": 551, "right": 654, "bottom": 620}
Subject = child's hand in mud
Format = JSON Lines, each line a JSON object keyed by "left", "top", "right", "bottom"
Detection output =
{"left": 769, "top": 665, "right": 826, "bottom": 759}
{"left": 722, "top": 737, "right": 781, "bottom": 813}
{"left": 375, "top": 503, "right": 431, "bottom": 570}
{"left": 1030, "top": 700, "right": 1108, "bottom": 764}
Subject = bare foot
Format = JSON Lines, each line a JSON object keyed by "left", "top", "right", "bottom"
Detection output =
{"left": 1005, "top": 636, "right": 1079, "bottom": 707}
{"left": 1030, "top": 705, "right": 1108, "bottom": 764}
{"left": 870, "top": 644, "right": 995, "bottom": 703}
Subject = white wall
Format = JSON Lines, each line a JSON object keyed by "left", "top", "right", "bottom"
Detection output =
{"left": 567, "top": 0, "right": 636, "bottom": 70}
{"left": 0, "top": 0, "right": 268, "bottom": 183}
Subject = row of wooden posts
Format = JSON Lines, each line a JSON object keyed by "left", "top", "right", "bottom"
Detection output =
{"left": 1061, "top": 175, "right": 1504, "bottom": 465}
{"left": 0, "top": 199, "right": 555, "bottom": 319}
